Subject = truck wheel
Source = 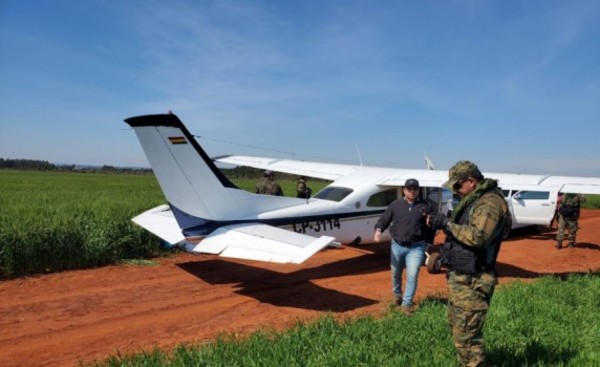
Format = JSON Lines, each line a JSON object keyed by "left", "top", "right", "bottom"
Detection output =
{"left": 426, "top": 252, "right": 442, "bottom": 274}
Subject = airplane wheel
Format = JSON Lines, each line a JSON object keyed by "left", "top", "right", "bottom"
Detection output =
{"left": 426, "top": 252, "right": 442, "bottom": 274}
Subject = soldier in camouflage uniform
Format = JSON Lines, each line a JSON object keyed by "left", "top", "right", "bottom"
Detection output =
{"left": 429, "top": 161, "right": 511, "bottom": 367}
{"left": 255, "top": 170, "right": 284, "bottom": 196}
{"left": 296, "top": 176, "right": 312, "bottom": 198}
{"left": 555, "top": 193, "right": 585, "bottom": 249}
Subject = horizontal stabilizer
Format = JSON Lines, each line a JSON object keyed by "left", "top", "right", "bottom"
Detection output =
{"left": 132, "top": 205, "right": 185, "bottom": 245}
{"left": 185, "top": 224, "right": 335, "bottom": 264}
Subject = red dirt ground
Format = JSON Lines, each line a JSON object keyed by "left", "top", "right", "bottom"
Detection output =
{"left": 2, "top": 210, "right": 600, "bottom": 367}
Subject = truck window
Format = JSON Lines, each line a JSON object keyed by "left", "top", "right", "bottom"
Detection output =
{"left": 514, "top": 191, "right": 549, "bottom": 200}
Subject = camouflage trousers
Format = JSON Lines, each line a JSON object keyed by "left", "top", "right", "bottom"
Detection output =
{"left": 556, "top": 216, "right": 578, "bottom": 243}
{"left": 447, "top": 271, "right": 497, "bottom": 367}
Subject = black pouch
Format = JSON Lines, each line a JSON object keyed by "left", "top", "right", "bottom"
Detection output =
{"left": 441, "top": 241, "right": 452, "bottom": 266}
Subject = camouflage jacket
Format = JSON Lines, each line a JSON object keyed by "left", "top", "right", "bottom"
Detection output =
{"left": 255, "top": 179, "right": 284, "bottom": 196}
{"left": 444, "top": 179, "right": 511, "bottom": 273}
{"left": 559, "top": 193, "right": 585, "bottom": 219}
{"left": 562, "top": 193, "right": 584, "bottom": 206}
{"left": 447, "top": 178, "right": 511, "bottom": 250}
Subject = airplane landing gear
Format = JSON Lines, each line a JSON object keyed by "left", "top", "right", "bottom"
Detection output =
{"left": 426, "top": 252, "right": 442, "bottom": 273}
{"left": 424, "top": 243, "right": 444, "bottom": 274}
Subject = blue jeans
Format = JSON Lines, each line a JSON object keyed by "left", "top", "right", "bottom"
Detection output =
{"left": 391, "top": 240, "right": 426, "bottom": 307}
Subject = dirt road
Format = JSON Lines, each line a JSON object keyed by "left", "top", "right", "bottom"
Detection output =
{"left": 2, "top": 210, "right": 599, "bottom": 367}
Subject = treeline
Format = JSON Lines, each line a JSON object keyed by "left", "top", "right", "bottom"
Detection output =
{"left": 0, "top": 158, "right": 325, "bottom": 181}
{"left": 0, "top": 158, "right": 152, "bottom": 175}
{"left": 0, "top": 158, "right": 56, "bottom": 171}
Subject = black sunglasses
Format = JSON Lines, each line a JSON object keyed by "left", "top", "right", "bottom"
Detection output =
{"left": 452, "top": 178, "right": 468, "bottom": 192}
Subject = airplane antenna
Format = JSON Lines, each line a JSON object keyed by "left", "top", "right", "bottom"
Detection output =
{"left": 355, "top": 143, "right": 363, "bottom": 167}
{"left": 424, "top": 151, "right": 435, "bottom": 170}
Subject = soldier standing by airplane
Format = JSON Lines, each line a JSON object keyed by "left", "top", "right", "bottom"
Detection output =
{"left": 255, "top": 170, "right": 284, "bottom": 196}
{"left": 296, "top": 176, "right": 312, "bottom": 199}
{"left": 550, "top": 192, "right": 564, "bottom": 229}
{"left": 373, "top": 178, "right": 434, "bottom": 315}
{"left": 429, "top": 161, "right": 511, "bottom": 367}
{"left": 555, "top": 193, "right": 585, "bottom": 249}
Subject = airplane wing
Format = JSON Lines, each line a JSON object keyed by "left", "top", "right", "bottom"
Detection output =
{"left": 132, "top": 205, "right": 335, "bottom": 264}
{"left": 376, "top": 169, "right": 600, "bottom": 195}
{"left": 377, "top": 169, "right": 449, "bottom": 188}
{"left": 215, "top": 155, "right": 361, "bottom": 181}
{"left": 479, "top": 173, "right": 600, "bottom": 195}
{"left": 218, "top": 153, "right": 600, "bottom": 196}
{"left": 559, "top": 183, "right": 600, "bottom": 195}
{"left": 186, "top": 223, "right": 335, "bottom": 264}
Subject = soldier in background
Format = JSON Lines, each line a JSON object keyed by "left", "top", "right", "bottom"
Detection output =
{"left": 550, "top": 192, "right": 564, "bottom": 229}
{"left": 429, "top": 161, "right": 511, "bottom": 367}
{"left": 555, "top": 193, "right": 585, "bottom": 249}
{"left": 255, "top": 170, "right": 284, "bottom": 196}
{"left": 296, "top": 176, "right": 312, "bottom": 199}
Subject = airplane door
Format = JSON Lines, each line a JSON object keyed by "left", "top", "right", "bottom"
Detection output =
{"left": 509, "top": 187, "right": 558, "bottom": 226}
{"left": 422, "top": 187, "right": 450, "bottom": 214}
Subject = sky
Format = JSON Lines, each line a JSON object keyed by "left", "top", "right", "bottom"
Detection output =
{"left": 1, "top": 0, "right": 599, "bottom": 176}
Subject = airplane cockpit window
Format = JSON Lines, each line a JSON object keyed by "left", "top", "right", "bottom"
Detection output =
{"left": 513, "top": 191, "right": 549, "bottom": 200}
{"left": 313, "top": 187, "right": 353, "bottom": 202}
{"left": 366, "top": 188, "right": 398, "bottom": 207}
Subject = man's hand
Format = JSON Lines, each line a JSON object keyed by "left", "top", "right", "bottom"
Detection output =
{"left": 428, "top": 213, "right": 449, "bottom": 231}
{"left": 374, "top": 228, "right": 382, "bottom": 243}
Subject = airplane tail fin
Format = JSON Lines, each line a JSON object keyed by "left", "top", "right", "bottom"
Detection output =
{"left": 125, "top": 113, "right": 336, "bottom": 263}
{"left": 125, "top": 113, "right": 243, "bottom": 226}
{"left": 125, "top": 113, "right": 303, "bottom": 232}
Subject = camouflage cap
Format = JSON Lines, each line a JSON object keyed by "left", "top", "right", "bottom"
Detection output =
{"left": 443, "top": 160, "right": 483, "bottom": 190}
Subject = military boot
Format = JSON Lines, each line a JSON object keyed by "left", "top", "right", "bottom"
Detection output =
{"left": 555, "top": 241, "right": 562, "bottom": 249}
{"left": 568, "top": 242, "right": 575, "bottom": 248}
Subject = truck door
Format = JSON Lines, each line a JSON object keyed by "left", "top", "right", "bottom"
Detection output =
{"left": 509, "top": 186, "right": 558, "bottom": 226}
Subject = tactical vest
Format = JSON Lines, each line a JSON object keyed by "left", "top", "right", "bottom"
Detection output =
{"left": 559, "top": 201, "right": 580, "bottom": 219}
{"left": 447, "top": 191, "right": 509, "bottom": 274}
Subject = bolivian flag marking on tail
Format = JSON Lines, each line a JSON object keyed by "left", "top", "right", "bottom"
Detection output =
{"left": 168, "top": 136, "right": 187, "bottom": 145}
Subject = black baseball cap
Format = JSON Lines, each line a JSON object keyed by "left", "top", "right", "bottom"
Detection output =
{"left": 404, "top": 178, "right": 419, "bottom": 188}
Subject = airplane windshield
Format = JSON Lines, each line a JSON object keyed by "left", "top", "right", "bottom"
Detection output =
{"left": 313, "top": 186, "right": 353, "bottom": 202}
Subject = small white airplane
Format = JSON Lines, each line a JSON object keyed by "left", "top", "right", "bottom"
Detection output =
{"left": 125, "top": 113, "right": 600, "bottom": 265}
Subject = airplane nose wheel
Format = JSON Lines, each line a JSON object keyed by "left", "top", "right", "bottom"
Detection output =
{"left": 425, "top": 251, "right": 442, "bottom": 274}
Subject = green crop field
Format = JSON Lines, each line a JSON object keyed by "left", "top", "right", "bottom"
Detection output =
{"left": 0, "top": 170, "right": 328, "bottom": 278}
{"left": 0, "top": 170, "right": 167, "bottom": 277}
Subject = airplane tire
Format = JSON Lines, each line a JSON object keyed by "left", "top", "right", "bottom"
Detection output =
{"left": 426, "top": 252, "right": 442, "bottom": 274}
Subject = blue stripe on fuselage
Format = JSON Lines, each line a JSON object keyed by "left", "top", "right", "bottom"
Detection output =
{"left": 169, "top": 202, "right": 384, "bottom": 237}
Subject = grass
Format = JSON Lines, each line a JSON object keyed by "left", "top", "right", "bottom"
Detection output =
{"left": 0, "top": 170, "right": 166, "bottom": 277}
{"left": 582, "top": 194, "right": 600, "bottom": 209}
{"left": 92, "top": 273, "right": 600, "bottom": 367}
{"left": 118, "top": 259, "right": 158, "bottom": 266}
{"left": 0, "top": 170, "right": 328, "bottom": 278}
